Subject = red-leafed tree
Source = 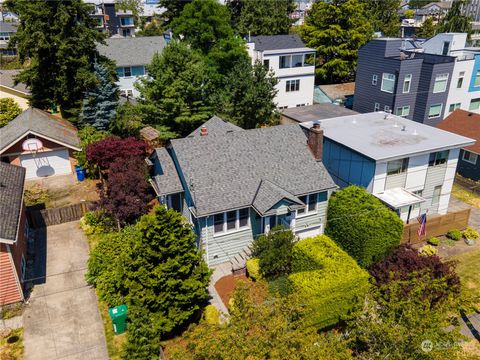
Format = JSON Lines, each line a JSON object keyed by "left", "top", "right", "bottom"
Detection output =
{"left": 86, "top": 136, "right": 148, "bottom": 171}
{"left": 99, "top": 157, "right": 151, "bottom": 229}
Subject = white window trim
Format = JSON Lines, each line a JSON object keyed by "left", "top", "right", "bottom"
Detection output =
{"left": 449, "top": 103, "right": 461, "bottom": 113}
{"left": 296, "top": 193, "right": 318, "bottom": 218}
{"left": 428, "top": 103, "right": 443, "bottom": 119}
{"left": 403, "top": 74, "right": 412, "bottom": 93}
{"left": 462, "top": 150, "right": 478, "bottom": 164}
{"left": 396, "top": 105, "right": 410, "bottom": 117}
{"left": 433, "top": 73, "right": 449, "bottom": 94}
{"left": 381, "top": 73, "right": 395, "bottom": 93}
{"left": 384, "top": 105, "right": 390, "bottom": 112}
{"left": 374, "top": 102, "right": 380, "bottom": 112}
{"left": 372, "top": 74, "right": 378, "bottom": 85}
{"left": 213, "top": 209, "right": 250, "bottom": 236}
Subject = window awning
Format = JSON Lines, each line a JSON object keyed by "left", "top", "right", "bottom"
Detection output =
{"left": 374, "top": 188, "right": 425, "bottom": 209}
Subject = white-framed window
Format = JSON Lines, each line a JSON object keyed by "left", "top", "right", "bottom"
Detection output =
{"left": 428, "top": 103, "right": 443, "bottom": 118}
{"left": 372, "top": 74, "right": 378, "bottom": 85}
{"left": 449, "top": 103, "right": 461, "bottom": 112}
{"left": 123, "top": 66, "right": 132, "bottom": 77}
{"left": 296, "top": 103, "right": 306, "bottom": 107}
{"left": 403, "top": 74, "right": 412, "bottom": 93}
{"left": 413, "top": 189, "right": 423, "bottom": 210}
{"left": 474, "top": 70, "right": 480, "bottom": 87}
{"left": 469, "top": 98, "right": 480, "bottom": 111}
{"left": 286, "top": 79, "right": 300, "bottom": 92}
{"left": 433, "top": 73, "right": 449, "bottom": 93}
{"left": 387, "top": 158, "right": 409, "bottom": 175}
{"left": 279, "top": 53, "right": 315, "bottom": 68}
{"left": 381, "top": 73, "right": 396, "bottom": 93}
{"left": 457, "top": 71, "right": 465, "bottom": 88}
{"left": 432, "top": 185, "right": 442, "bottom": 205}
{"left": 463, "top": 150, "right": 478, "bottom": 164}
{"left": 374, "top": 102, "right": 380, "bottom": 111}
{"left": 297, "top": 193, "right": 318, "bottom": 217}
{"left": 396, "top": 105, "right": 410, "bottom": 117}
{"left": 213, "top": 208, "right": 250, "bottom": 234}
{"left": 429, "top": 150, "right": 449, "bottom": 166}
{"left": 384, "top": 105, "right": 390, "bottom": 112}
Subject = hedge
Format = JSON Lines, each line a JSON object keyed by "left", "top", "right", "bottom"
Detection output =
{"left": 325, "top": 186, "right": 404, "bottom": 267}
{"left": 288, "top": 235, "right": 370, "bottom": 329}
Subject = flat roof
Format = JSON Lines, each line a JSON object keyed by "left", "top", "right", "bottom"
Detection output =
{"left": 375, "top": 188, "right": 425, "bottom": 209}
{"left": 281, "top": 104, "right": 358, "bottom": 123}
{"left": 301, "top": 111, "right": 475, "bottom": 162}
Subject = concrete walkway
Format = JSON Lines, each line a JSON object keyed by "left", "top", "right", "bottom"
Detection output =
{"left": 23, "top": 221, "right": 108, "bottom": 360}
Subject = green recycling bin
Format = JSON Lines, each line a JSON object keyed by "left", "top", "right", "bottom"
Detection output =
{"left": 108, "top": 304, "right": 128, "bottom": 335}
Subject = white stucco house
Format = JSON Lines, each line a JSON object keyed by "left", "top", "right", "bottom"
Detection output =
{"left": 247, "top": 34, "right": 315, "bottom": 109}
{"left": 97, "top": 36, "right": 167, "bottom": 98}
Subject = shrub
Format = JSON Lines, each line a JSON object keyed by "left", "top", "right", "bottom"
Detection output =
{"left": 427, "top": 236, "right": 440, "bottom": 246}
{"left": 79, "top": 210, "right": 113, "bottom": 235}
{"left": 419, "top": 244, "right": 438, "bottom": 256}
{"left": 325, "top": 186, "right": 403, "bottom": 267}
{"left": 23, "top": 184, "right": 50, "bottom": 206}
{"left": 246, "top": 258, "right": 261, "bottom": 280}
{"left": 252, "top": 226, "right": 295, "bottom": 279}
{"left": 203, "top": 305, "right": 220, "bottom": 325}
{"left": 0, "top": 98, "right": 21, "bottom": 127}
{"left": 288, "top": 235, "right": 370, "bottom": 329}
{"left": 446, "top": 229, "right": 462, "bottom": 241}
{"left": 463, "top": 227, "right": 479, "bottom": 240}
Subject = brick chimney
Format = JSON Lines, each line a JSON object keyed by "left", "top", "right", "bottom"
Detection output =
{"left": 308, "top": 122, "right": 324, "bottom": 161}
{"left": 200, "top": 126, "right": 208, "bottom": 136}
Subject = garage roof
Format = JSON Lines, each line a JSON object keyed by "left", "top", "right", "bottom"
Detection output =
{"left": 0, "top": 108, "right": 81, "bottom": 154}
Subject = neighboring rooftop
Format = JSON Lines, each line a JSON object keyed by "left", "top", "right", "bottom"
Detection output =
{"left": 0, "top": 108, "right": 81, "bottom": 154}
{"left": 0, "top": 69, "right": 29, "bottom": 94}
{"left": 169, "top": 123, "right": 336, "bottom": 217}
{"left": 0, "top": 21, "right": 18, "bottom": 33}
{"left": 318, "top": 82, "right": 355, "bottom": 102}
{"left": 188, "top": 116, "right": 242, "bottom": 137}
{"left": 300, "top": 111, "right": 475, "bottom": 162}
{"left": 437, "top": 109, "right": 480, "bottom": 154}
{"left": 0, "top": 162, "right": 25, "bottom": 243}
{"left": 281, "top": 104, "right": 358, "bottom": 123}
{"left": 249, "top": 34, "right": 311, "bottom": 52}
{"left": 97, "top": 36, "right": 167, "bottom": 67}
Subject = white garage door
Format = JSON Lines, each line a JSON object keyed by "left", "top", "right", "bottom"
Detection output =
{"left": 20, "top": 149, "right": 72, "bottom": 179}
{"left": 296, "top": 225, "right": 323, "bottom": 240}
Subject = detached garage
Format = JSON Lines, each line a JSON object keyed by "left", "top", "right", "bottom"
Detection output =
{"left": 0, "top": 108, "right": 81, "bottom": 179}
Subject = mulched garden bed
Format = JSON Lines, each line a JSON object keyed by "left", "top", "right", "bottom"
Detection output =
{"left": 214, "top": 274, "right": 249, "bottom": 308}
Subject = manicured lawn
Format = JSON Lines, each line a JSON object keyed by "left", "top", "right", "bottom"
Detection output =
{"left": 451, "top": 183, "right": 480, "bottom": 209}
{"left": 452, "top": 249, "right": 480, "bottom": 310}
{"left": 0, "top": 328, "right": 24, "bottom": 360}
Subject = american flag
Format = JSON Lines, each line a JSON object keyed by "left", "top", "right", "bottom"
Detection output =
{"left": 417, "top": 212, "right": 427, "bottom": 237}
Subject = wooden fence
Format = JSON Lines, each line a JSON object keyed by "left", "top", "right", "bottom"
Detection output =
{"left": 402, "top": 208, "right": 471, "bottom": 244}
{"left": 27, "top": 202, "right": 91, "bottom": 229}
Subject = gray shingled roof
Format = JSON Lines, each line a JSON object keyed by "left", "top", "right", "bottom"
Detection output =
{"left": 252, "top": 180, "right": 303, "bottom": 216}
{"left": 188, "top": 116, "right": 243, "bottom": 137}
{"left": 0, "top": 69, "right": 30, "bottom": 94}
{"left": 0, "top": 163, "right": 25, "bottom": 243}
{"left": 0, "top": 108, "right": 81, "bottom": 154}
{"left": 282, "top": 104, "right": 358, "bottom": 123}
{"left": 150, "top": 148, "right": 183, "bottom": 196}
{"left": 170, "top": 124, "right": 336, "bottom": 217}
{"left": 0, "top": 21, "right": 18, "bottom": 33}
{"left": 249, "top": 34, "right": 310, "bottom": 51}
{"left": 97, "top": 36, "right": 167, "bottom": 67}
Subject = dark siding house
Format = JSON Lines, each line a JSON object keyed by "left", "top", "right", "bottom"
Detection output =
{"left": 353, "top": 38, "right": 455, "bottom": 126}
{"left": 437, "top": 109, "right": 480, "bottom": 181}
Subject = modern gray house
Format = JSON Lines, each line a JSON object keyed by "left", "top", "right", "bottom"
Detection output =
{"left": 148, "top": 116, "right": 337, "bottom": 266}
{"left": 353, "top": 38, "right": 455, "bottom": 126}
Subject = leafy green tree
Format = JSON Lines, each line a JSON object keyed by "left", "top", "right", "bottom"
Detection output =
{"left": 159, "top": 0, "right": 193, "bottom": 26}
{"left": 226, "top": 0, "right": 296, "bottom": 36}
{"left": 0, "top": 98, "right": 21, "bottom": 127}
{"left": 298, "top": 0, "right": 374, "bottom": 83}
{"left": 138, "top": 41, "right": 214, "bottom": 136}
{"left": 416, "top": 17, "right": 437, "bottom": 38}
{"left": 115, "top": 0, "right": 143, "bottom": 23}
{"left": 404, "top": 9, "right": 415, "bottom": 19}
{"left": 213, "top": 59, "right": 278, "bottom": 128}
{"left": 171, "top": 0, "right": 234, "bottom": 55}
{"left": 5, "top": 0, "right": 104, "bottom": 119}
{"left": 437, "top": 0, "right": 472, "bottom": 39}
{"left": 80, "top": 62, "right": 119, "bottom": 130}
{"left": 166, "top": 281, "right": 353, "bottom": 360}
{"left": 325, "top": 186, "right": 404, "bottom": 268}
{"left": 136, "top": 17, "right": 165, "bottom": 37}
{"left": 364, "top": 0, "right": 401, "bottom": 37}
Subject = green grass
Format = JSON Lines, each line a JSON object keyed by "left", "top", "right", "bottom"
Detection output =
{"left": 451, "top": 184, "right": 480, "bottom": 209}
{"left": 452, "top": 249, "right": 480, "bottom": 311}
{"left": 0, "top": 328, "right": 24, "bottom": 360}
{"left": 97, "top": 296, "right": 127, "bottom": 360}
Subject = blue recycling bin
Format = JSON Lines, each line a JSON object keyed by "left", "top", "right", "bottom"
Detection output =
{"left": 75, "top": 166, "right": 85, "bottom": 182}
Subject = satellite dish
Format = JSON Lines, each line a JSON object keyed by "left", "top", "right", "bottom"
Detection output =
{"left": 22, "top": 138, "right": 43, "bottom": 152}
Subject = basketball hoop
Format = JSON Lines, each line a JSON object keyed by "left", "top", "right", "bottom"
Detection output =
{"left": 22, "top": 138, "right": 43, "bottom": 157}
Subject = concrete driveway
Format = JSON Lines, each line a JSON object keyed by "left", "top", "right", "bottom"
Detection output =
{"left": 23, "top": 221, "right": 108, "bottom": 360}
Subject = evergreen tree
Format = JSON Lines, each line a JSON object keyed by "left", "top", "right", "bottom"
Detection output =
{"left": 365, "top": 0, "right": 401, "bottom": 37}
{"left": 0, "top": 98, "right": 22, "bottom": 127}
{"left": 137, "top": 41, "right": 215, "bottom": 136}
{"left": 226, "top": 0, "right": 296, "bottom": 36}
{"left": 437, "top": 0, "right": 472, "bottom": 39}
{"left": 416, "top": 17, "right": 437, "bottom": 38}
{"left": 80, "top": 62, "right": 119, "bottom": 130}
{"left": 158, "top": 0, "right": 193, "bottom": 26}
{"left": 5, "top": 0, "right": 104, "bottom": 119}
{"left": 298, "top": 0, "right": 374, "bottom": 84}
{"left": 171, "top": 0, "right": 234, "bottom": 55}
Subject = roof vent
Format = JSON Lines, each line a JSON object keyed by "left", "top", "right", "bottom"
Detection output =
{"left": 401, "top": 125, "right": 406, "bottom": 131}
{"left": 200, "top": 126, "right": 208, "bottom": 136}
{"left": 413, "top": 129, "right": 418, "bottom": 135}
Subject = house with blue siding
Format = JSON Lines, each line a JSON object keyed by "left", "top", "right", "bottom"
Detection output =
{"left": 148, "top": 116, "right": 337, "bottom": 267}
{"left": 301, "top": 111, "right": 475, "bottom": 222}
{"left": 97, "top": 36, "right": 167, "bottom": 98}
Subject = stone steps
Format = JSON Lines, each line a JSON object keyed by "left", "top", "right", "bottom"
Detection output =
{"left": 230, "top": 246, "right": 252, "bottom": 275}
